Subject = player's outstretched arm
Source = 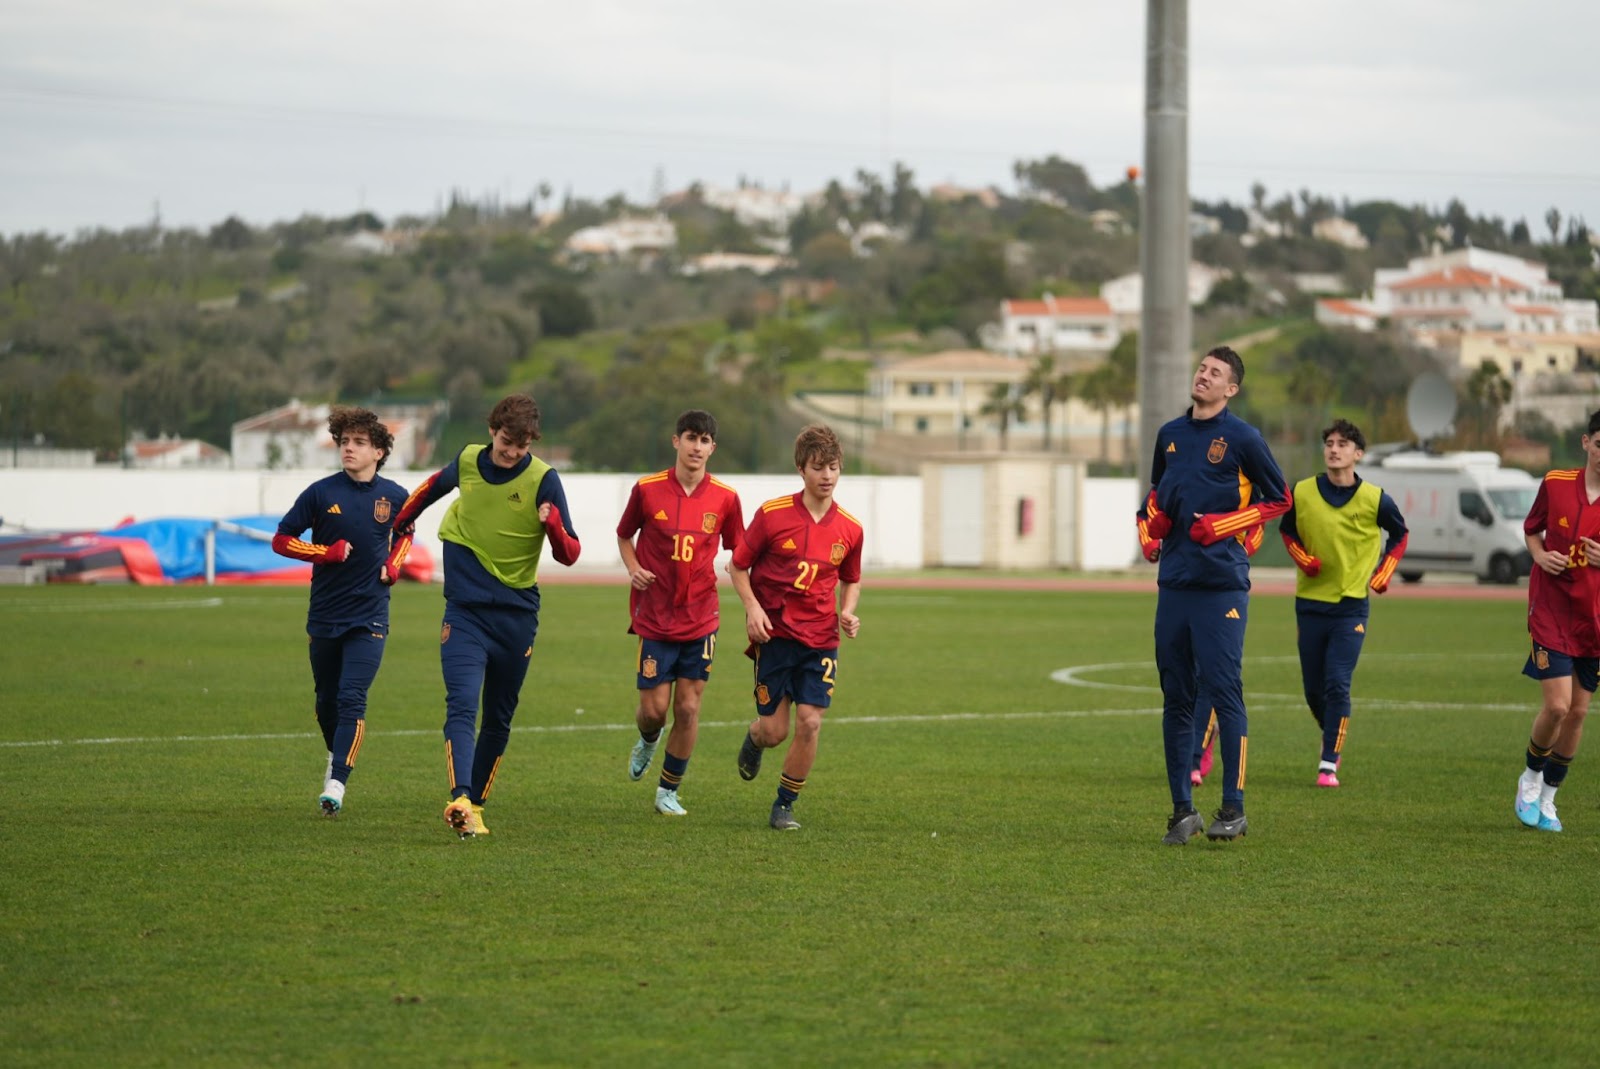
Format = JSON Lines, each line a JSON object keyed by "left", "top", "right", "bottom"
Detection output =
{"left": 272, "top": 533, "right": 349, "bottom": 564}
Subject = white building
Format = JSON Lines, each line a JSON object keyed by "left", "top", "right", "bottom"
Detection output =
{"left": 1099, "top": 263, "right": 1225, "bottom": 331}
{"left": 230, "top": 400, "right": 438, "bottom": 471}
{"left": 680, "top": 252, "right": 792, "bottom": 276}
{"left": 1313, "top": 217, "right": 1369, "bottom": 250}
{"left": 125, "top": 435, "right": 230, "bottom": 470}
{"left": 698, "top": 186, "right": 812, "bottom": 231}
{"left": 1316, "top": 247, "right": 1600, "bottom": 342}
{"left": 996, "top": 296, "right": 1119, "bottom": 358}
{"left": 563, "top": 216, "right": 677, "bottom": 258}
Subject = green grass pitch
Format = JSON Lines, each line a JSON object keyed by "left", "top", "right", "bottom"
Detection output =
{"left": 2, "top": 580, "right": 1598, "bottom": 1067}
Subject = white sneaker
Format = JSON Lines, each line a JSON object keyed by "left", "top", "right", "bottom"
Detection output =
{"left": 319, "top": 778, "right": 345, "bottom": 817}
{"left": 1538, "top": 797, "right": 1563, "bottom": 832}
{"left": 654, "top": 787, "right": 687, "bottom": 816}
{"left": 1515, "top": 770, "right": 1542, "bottom": 827}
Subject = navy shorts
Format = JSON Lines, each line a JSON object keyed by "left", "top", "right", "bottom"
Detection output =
{"left": 752, "top": 635, "right": 837, "bottom": 715}
{"left": 636, "top": 633, "right": 717, "bottom": 690}
{"left": 1524, "top": 641, "right": 1600, "bottom": 692}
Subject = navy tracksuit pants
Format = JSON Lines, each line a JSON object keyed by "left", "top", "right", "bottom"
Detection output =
{"left": 440, "top": 601, "right": 539, "bottom": 803}
{"left": 1155, "top": 587, "right": 1249, "bottom": 812}
{"left": 1296, "top": 604, "right": 1368, "bottom": 765}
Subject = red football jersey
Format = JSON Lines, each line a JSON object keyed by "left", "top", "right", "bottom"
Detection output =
{"left": 616, "top": 471, "right": 744, "bottom": 642}
{"left": 1525, "top": 468, "right": 1600, "bottom": 656}
{"left": 732, "top": 492, "right": 864, "bottom": 650}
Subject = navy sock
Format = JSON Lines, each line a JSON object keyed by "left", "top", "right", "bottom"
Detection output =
{"left": 1526, "top": 738, "right": 1552, "bottom": 774}
{"left": 1544, "top": 752, "right": 1574, "bottom": 788}
{"left": 777, "top": 774, "right": 805, "bottom": 806}
{"left": 659, "top": 753, "right": 688, "bottom": 791}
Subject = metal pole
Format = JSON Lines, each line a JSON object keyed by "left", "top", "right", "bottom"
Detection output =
{"left": 1137, "top": 0, "right": 1192, "bottom": 492}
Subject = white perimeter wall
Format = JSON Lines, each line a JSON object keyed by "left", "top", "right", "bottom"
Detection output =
{"left": 0, "top": 469, "right": 1142, "bottom": 573}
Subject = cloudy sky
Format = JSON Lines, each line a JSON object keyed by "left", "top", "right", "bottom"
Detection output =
{"left": 3, "top": 1, "right": 1597, "bottom": 238}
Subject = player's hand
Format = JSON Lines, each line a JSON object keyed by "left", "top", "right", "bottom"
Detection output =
{"left": 1188, "top": 517, "right": 1216, "bottom": 546}
{"left": 380, "top": 560, "right": 401, "bottom": 586}
{"left": 1535, "top": 548, "right": 1569, "bottom": 575}
{"left": 1142, "top": 538, "right": 1162, "bottom": 563}
{"left": 1368, "top": 573, "right": 1389, "bottom": 595}
{"left": 537, "top": 502, "right": 552, "bottom": 523}
{"left": 629, "top": 567, "right": 657, "bottom": 590}
{"left": 745, "top": 606, "right": 773, "bottom": 645}
{"left": 840, "top": 612, "right": 861, "bottom": 639}
{"left": 324, "top": 539, "right": 351, "bottom": 563}
{"left": 1298, "top": 555, "right": 1322, "bottom": 578}
{"left": 1140, "top": 490, "right": 1173, "bottom": 541}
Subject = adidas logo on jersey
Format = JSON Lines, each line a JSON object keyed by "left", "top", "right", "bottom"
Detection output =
{"left": 782, "top": 538, "right": 798, "bottom": 550}
{"left": 1354, "top": 623, "right": 1366, "bottom": 633}
{"left": 654, "top": 510, "right": 669, "bottom": 520}
{"left": 508, "top": 492, "right": 522, "bottom": 503}
{"left": 1224, "top": 608, "right": 1241, "bottom": 619}
{"left": 1166, "top": 443, "right": 1177, "bottom": 453}
{"left": 326, "top": 504, "right": 342, "bottom": 514}
{"left": 1560, "top": 516, "right": 1570, "bottom": 528}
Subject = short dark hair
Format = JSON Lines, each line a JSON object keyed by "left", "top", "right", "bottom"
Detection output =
{"left": 1205, "top": 345, "right": 1245, "bottom": 388}
{"left": 1322, "top": 418, "right": 1366, "bottom": 452}
{"left": 676, "top": 409, "right": 717, "bottom": 440}
{"left": 487, "top": 395, "right": 541, "bottom": 444}
{"left": 794, "top": 423, "right": 843, "bottom": 469}
{"left": 1587, "top": 409, "right": 1600, "bottom": 436}
{"left": 327, "top": 406, "right": 394, "bottom": 471}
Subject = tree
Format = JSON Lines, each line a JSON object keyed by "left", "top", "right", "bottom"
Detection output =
{"left": 979, "top": 382, "right": 1025, "bottom": 452}
{"left": 1465, "top": 359, "right": 1513, "bottom": 443}
{"left": 524, "top": 280, "right": 595, "bottom": 338}
{"left": 1013, "top": 156, "right": 1095, "bottom": 210}
{"left": 1076, "top": 365, "right": 1117, "bottom": 464}
{"left": 1546, "top": 207, "right": 1563, "bottom": 246}
{"left": 1021, "top": 353, "right": 1071, "bottom": 452}
{"left": 207, "top": 216, "right": 254, "bottom": 251}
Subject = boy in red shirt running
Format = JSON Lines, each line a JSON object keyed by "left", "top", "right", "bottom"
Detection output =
{"left": 729, "top": 425, "right": 864, "bottom": 831}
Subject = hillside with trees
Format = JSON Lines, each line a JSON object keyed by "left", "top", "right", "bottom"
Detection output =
{"left": 2, "top": 156, "right": 1595, "bottom": 473}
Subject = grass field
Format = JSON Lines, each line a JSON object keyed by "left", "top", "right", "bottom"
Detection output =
{"left": 3, "top": 579, "right": 1598, "bottom": 1067}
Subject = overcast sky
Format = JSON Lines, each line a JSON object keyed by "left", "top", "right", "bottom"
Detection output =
{"left": 3, "top": 1, "right": 1597, "bottom": 239}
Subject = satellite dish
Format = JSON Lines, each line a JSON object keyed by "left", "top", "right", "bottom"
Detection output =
{"left": 1406, "top": 372, "right": 1457, "bottom": 448}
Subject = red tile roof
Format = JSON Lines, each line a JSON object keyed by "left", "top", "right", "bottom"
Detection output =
{"left": 1002, "top": 297, "right": 1112, "bottom": 317}
{"left": 1388, "top": 268, "right": 1527, "bottom": 292}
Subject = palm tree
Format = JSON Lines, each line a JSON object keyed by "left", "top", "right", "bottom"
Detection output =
{"left": 1022, "top": 353, "right": 1065, "bottom": 452}
{"left": 1077, "top": 365, "right": 1116, "bottom": 464}
{"left": 1103, "top": 333, "right": 1139, "bottom": 468}
{"left": 1466, "top": 360, "right": 1512, "bottom": 444}
{"left": 979, "top": 381, "right": 1026, "bottom": 452}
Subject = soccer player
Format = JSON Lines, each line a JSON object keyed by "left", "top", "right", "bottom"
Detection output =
{"left": 1514, "top": 409, "right": 1600, "bottom": 833}
{"left": 388, "top": 394, "right": 581, "bottom": 839}
{"left": 271, "top": 406, "right": 412, "bottom": 818}
{"left": 617, "top": 409, "right": 745, "bottom": 816}
{"left": 1278, "top": 419, "right": 1408, "bottom": 787}
{"left": 1137, "top": 346, "right": 1290, "bottom": 845}
{"left": 729, "top": 424, "right": 863, "bottom": 831}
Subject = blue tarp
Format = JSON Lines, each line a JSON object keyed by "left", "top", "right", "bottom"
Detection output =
{"left": 100, "top": 515, "right": 305, "bottom": 582}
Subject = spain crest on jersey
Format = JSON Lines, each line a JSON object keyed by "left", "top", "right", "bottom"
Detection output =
{"left": 440, "top": 623, "right": 452, "bottom": 644}
{"left": 702, "top": 512, "right": 718, "bottom": 534}
{"left": 1208, "top": 438, "right": 1228, "bottom": 464}
{"left": 830, "top": 542, "right": 847, "bottom": 566}
{"left": 374, "top": 498, "right": 392, "bottom": 523}
{"left": 642, "top": 655, "right": 658, "bottom": 680}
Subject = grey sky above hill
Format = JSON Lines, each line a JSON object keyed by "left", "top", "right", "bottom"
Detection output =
{"left": 3, "top": 1, "right": 1597, "bottom": 239}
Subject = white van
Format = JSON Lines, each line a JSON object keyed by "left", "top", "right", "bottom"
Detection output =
{"left": 1356, "top": 450, "right": 1537, "bottom": 584}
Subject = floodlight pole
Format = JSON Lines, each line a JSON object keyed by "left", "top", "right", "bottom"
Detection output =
{"left": 1137, "top": 0, "right": 1192, "bottom": 493}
